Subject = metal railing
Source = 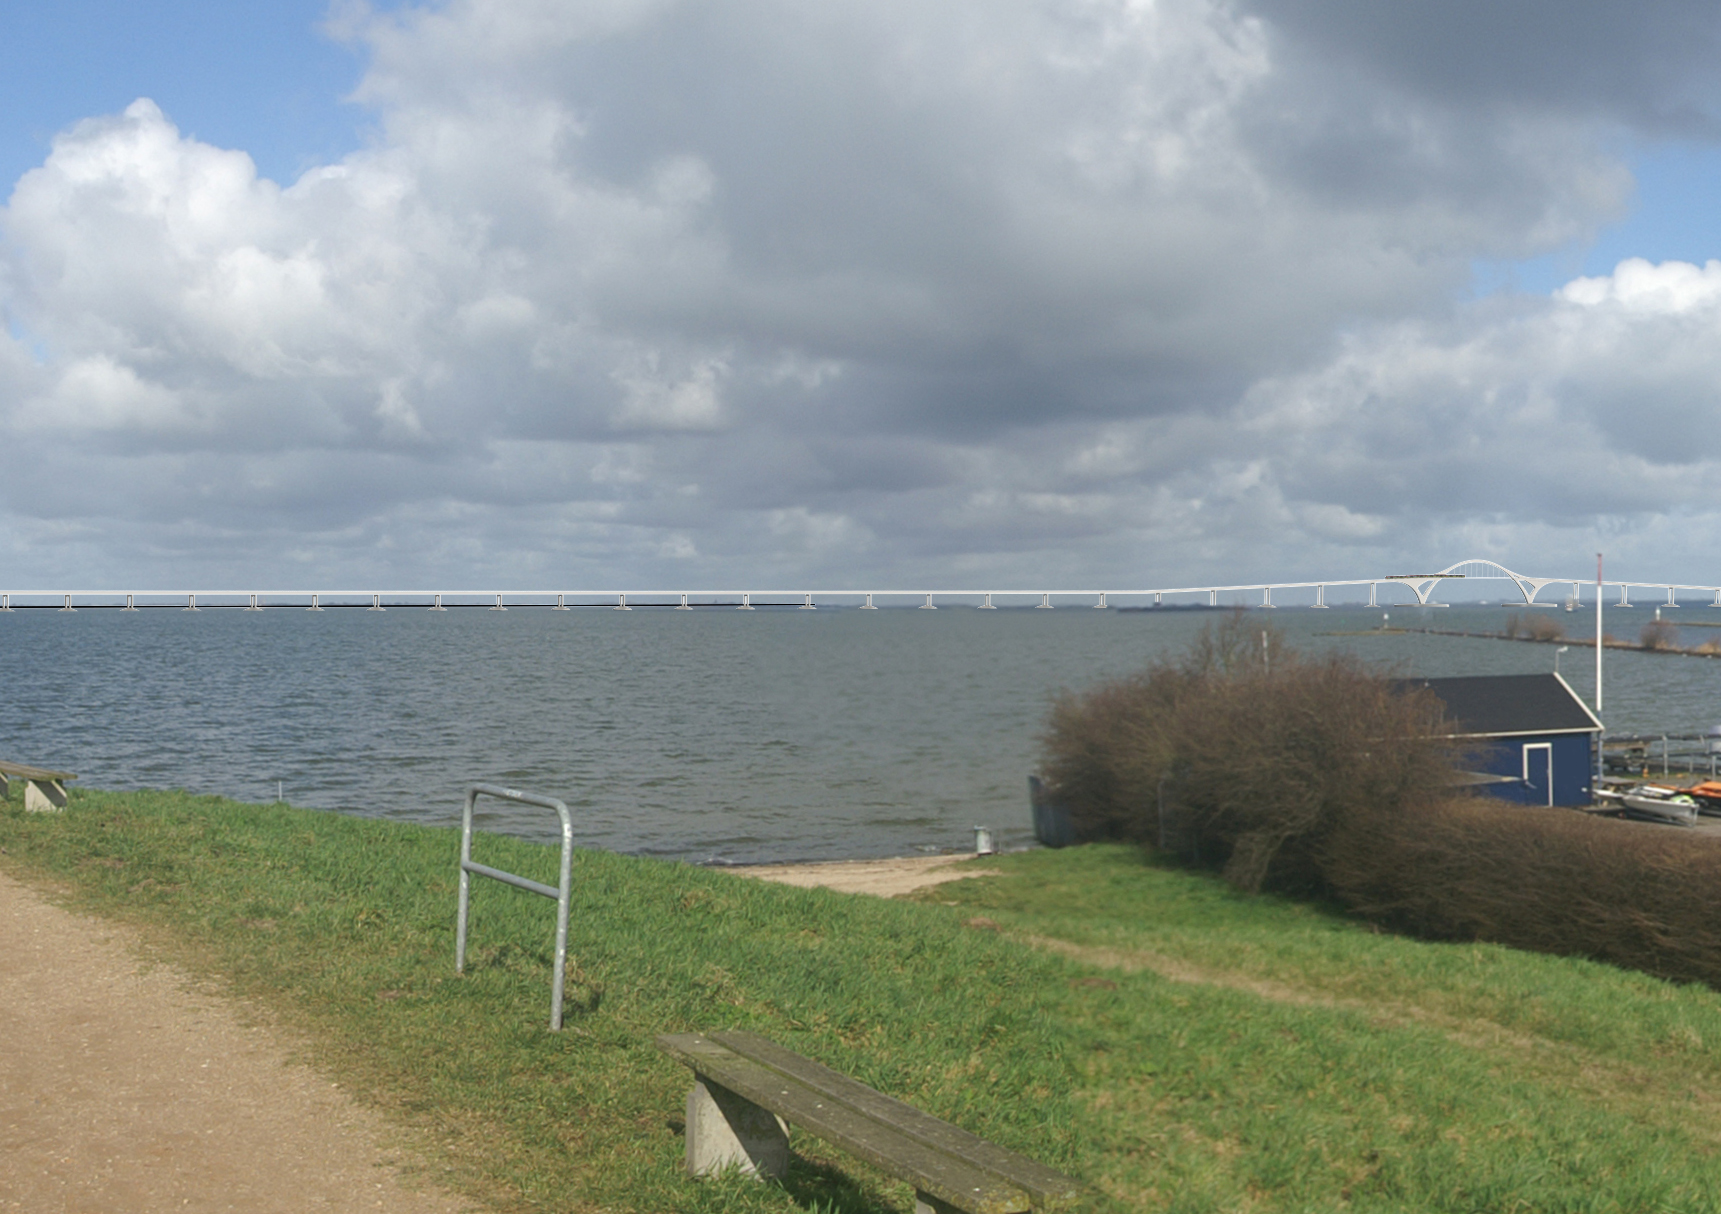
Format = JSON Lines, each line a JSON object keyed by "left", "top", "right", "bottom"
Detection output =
{"left": 455, "top": 783, "right": 574, "bottom": 1030}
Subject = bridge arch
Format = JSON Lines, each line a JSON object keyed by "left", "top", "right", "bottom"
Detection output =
{"left": 1393, "top": 558, "right": 1561, "bottom": 606}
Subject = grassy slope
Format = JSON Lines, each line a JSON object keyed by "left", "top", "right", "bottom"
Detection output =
{"left": 4, "top": 791, "right": 1721, "bottom": 1213}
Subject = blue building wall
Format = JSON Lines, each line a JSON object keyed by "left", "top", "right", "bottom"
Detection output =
{"left": 1472, "top": 733, "right": 1594, "bottom": 806}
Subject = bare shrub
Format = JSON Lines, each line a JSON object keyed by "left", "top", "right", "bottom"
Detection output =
{"left": 1040, "top": 671, "right": 1185, "bottom": 843}
{"left": 1523, "top": 614, "right": 1565, "bottom": 641}
{"left": 1641, "top": 620, "right": 1680, "bottom": 650}
{"left": 1696, "top": 637, "right": 1721, "bottom": 656}
{"left": 1044, "top": 613, "right": 1721, "bottom": 990}
{"left": 1324, "top": 798, "right": 1721, "bottom": 989}
{"left": 1040, "top": 612, "right": 1463, "bottom": 892}
{"left": 1503, "top": 614, "right": 1521, "bottom": 638}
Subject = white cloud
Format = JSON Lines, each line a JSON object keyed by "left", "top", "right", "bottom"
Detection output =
{"left": 611, "top": 354, "right": 727, "bottom": 431}
{"left": 27, "top": 355, "right": 188, "bottom": 434}
{"left": 1558, "top": 257, "right": 1721, "bottom": 311}
{"left": 1, "top": 1, "right": 1720, "bottom": 587}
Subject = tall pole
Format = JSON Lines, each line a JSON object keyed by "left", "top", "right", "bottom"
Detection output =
{"left": 1595, "top": 552, "right": 1603, "bottom": 713}
{"left": 1596, "top": 552, "right": 1604, "bottom": 793}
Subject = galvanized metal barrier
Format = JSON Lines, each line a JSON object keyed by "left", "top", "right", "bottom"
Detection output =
{"left": 455, "top": 783, "right": 574, "bottom": 1030}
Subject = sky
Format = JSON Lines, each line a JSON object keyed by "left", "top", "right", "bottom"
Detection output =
{"left": 4, "top": 0, "right": 1721, "bottom": 593}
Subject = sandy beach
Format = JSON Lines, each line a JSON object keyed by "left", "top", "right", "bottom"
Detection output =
{"left": 722, "top": 852, "right": 1002, "bottom": 897}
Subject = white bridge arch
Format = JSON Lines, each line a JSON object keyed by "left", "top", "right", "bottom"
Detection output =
{"left": 1389, "top": 559, "right": 1563, "bottom": 607}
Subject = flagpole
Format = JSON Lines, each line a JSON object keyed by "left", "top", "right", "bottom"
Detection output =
{"left": 1595, "top": 552, "right": 1604, "bottom": 793}
{"left": 1594, "top": 552, "right": 1603, "bottom": 713}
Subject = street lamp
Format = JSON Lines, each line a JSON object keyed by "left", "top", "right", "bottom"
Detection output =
{"left": 1554, "top": 645, "right": 1569, "bottom": 675}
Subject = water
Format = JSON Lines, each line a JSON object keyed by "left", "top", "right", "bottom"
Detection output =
{"left": 2, "top": 602, "right": 1718, "bottom": 861}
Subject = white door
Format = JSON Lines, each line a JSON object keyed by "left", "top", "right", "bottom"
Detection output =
{"left": 1522, "top": 743, "right": 1553, "bottom": 806}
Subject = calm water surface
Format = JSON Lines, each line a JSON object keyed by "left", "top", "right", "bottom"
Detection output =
{"left": 1, "top": 603, "right": 1716, "bottom": 862}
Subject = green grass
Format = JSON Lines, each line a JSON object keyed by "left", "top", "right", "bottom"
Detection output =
{"left": 7, "top": 791, "right": 1721, "bottom": 1213}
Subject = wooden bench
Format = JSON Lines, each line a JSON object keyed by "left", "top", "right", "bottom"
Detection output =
{"left": 0, "top": 761, "right": 76, "bottom": 813}
{"left": 657, "top": 1029, "right": 1078, "bottom": 1214}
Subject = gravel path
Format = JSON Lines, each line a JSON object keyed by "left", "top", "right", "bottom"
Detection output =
{"left": 0, "top": 870, "right": 473, "bottom": 1214}
{"left": 0, "top": 852, "right": 989, "bottom": 1211}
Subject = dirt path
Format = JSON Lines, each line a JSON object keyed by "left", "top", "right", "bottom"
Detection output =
{"left": 0, "top": 870, "right": 473, "bottom": 1214}
{"left": 0, "top": 853, "right": 989, "bottom": 1211}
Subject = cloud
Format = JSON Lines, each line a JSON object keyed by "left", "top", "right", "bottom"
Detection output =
{"left": 1233, "top": 256, "right": 1721, "bottom": 555}
{"left": 1241, "top": 1, "right": 1721, "bottom": 135}
{"left": 3, "top": 1, "right": 1721, "bottom": 587}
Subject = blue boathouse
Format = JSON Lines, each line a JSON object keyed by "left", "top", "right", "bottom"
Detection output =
{"left": 1406, "top": 673, "right": 1602, "bottom": 807}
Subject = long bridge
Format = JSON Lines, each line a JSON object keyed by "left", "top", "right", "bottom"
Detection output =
{"left": 0, "top": 560, "right": 1708, "bottom": 611}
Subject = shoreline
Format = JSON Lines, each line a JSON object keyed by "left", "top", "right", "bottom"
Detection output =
{"left": 1323, "top": 625, "right": 1721, "bottom": 658}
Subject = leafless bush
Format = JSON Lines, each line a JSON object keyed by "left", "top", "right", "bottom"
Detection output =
{"left": 1323, "top": 797, "right": 1721, "bottom": 988}
{"left": 1040, "top": 613, "right": 1463, "bottom": 892}
{"left": 1505, "top": 613, "right": 1564, "bottom": 641}
{"left": 1040, "top": 671, "right": 1185, "bottom": 843}
{"left": 1044, "top": 614, "right": 1721, "bottom": 989}
{"left": 1523, "top": 614, "right": 1565, "bottom": 641}
{"left": 1641, "top": 620, "right": 1680, "bottom": 650}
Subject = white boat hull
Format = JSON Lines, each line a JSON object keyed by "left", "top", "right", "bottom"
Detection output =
{"left": 1620, "top": 792, "right": 1699, "bottom": 826}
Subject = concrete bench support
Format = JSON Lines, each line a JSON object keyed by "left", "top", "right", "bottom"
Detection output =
{"left": 24, "top": 778, "right": 68, "bottom": 812}
{"left": 0, "top": 761, "right": 76, "bottom": 813}
{"left": 659, "top": 1030, "right": 1077, "bottom": 1214}
{"left": 685, "top": 1077, "right": 790, "bottom": 1179}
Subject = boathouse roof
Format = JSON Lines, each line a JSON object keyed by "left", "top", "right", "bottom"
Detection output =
{"left": 1401, "top": 673, "right": 1603, "bottom": 738}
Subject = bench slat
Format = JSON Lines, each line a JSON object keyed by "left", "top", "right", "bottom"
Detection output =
{"left": 713, "top": 1029, "right": 1079, "bottom": 1208}
{"left": 659, "top": 1033, "right": 1032, "bottom": 1214}
{"left": 0, "top": 761, "right": 76, "bottom": 782}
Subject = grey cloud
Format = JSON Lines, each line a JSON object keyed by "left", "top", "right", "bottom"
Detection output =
{"left": 4, "top": 1, "right": 1721, "bottom": 589}
{"left": 1244, "top": 1, "right": 1721, "bottom": 134}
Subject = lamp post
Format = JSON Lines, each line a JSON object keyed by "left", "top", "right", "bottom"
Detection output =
{"left": 1554, "top": 645, "right": 1569, "bottom": 675}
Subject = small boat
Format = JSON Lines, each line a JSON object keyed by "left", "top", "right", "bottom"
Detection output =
{"left": 1609, "top": 784, "right": 1700, "bottom": 826}
{"left": 1680, "top": 780, "right": 1721, "bottom": 815}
